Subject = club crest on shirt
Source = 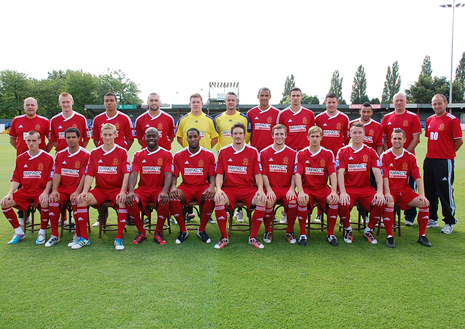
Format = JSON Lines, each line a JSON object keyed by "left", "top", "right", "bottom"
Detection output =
{"left": 403, "top": 120, "right": 408, "bottom": 127}
{"left": 336, "top": 123, "right": 341, "bottom": 130}
{"left": 72, "top": 124, "right": 78, "bottom": 128}
{"left": 75, "top": 161, "right": 80, "bottom": 169}
{"left": 320, "top": 159, "right": 326, "bottom": 167}
{"left": 402, "top": 162, "right": 408, "bottom": 170}
{"left": 157, "top": 158, "right": 164, "bottom": 166}
{"left": 362, "top": 155, "right": 369, "bottom": 162}
{"left": 243, "top": 158, "right": 249, "bottom": 166}
{"left": 368, "top": 129, "right": 374, "bottom": 136}
{"left": 283, "top": 157, "right": 289, "bottom": 165}
{"left": 158, "top": 123, "right": 163, "bottom": 130}
{"left": 267, "top": 116, "right": 273, "bottom": 124}
{"left": 439, "top": 123, "right": 445, "bottom": 131}
{"left": 115, "top": 123, "right": 120, "bottom": 130}
{"left": 198, "top": 160, "right": 204, "bottom": 167}
{"left": 38, "top": 163, "right": 44, "bottom": 170}
{"left": 35, "top": 124, "right": 41, "bottom": 131}
{"left": 302, "top": 117, "right": 308, "bottom": 124}
{"left": 113, "top": 158, "right": 119, "bottom": 166}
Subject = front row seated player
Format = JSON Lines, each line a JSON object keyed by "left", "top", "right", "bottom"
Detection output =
{"left": 381, "top": 128, "right": 431, "bottom": 247}
{"left": 337, "top": 122, "right": 385, "bottom": 244}
{"left": 1, "top": 130, "right": 54, "bottom": 245}
{"left": 126, "top": 127, "right": 173, "bottom": 245}
{"left": 169, "top": 128, "right": 216, "bottom": 244}
{"left": 260, "top": 124, "right": 298, "bottom": 244}
{"left": 214, "top": 122, "right": 267, "bottom": 249}
{"left": 48, "top": 127, "right": 90, "bottom": 247}
{"left": 76, "top": 123, "right": 131, "bottom": 250}
{"left": 295, "top": 126, "right": 340, "bottom": 246}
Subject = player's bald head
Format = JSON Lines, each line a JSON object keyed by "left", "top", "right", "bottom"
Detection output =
{"left": 145, "top": 127, "right": 159, "bottom": 136}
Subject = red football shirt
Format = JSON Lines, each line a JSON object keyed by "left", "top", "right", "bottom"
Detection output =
{"left": 92, "top": 111, "right": 135, "bottom": 149}
{"left": 381, "top": 148, "right": 421, "bottom": 192}
{"left": 381, "top": 110, "right": 422, "bottom": 150}
{"left": 134, "top": 111, "right": 175, "bottom": 150}
{"left": 12, "top": 150, "right": 54, "bottom": 195}
{"left": 349, "top": 119, "right": 383, "bottom": 151}
{"left": 54, "top": 147, "right": 90, "bottom": 192}
{"left": 260, "top": 145, "right": 296, "bottom": 189}
{"left": 277, "top": 107, "right": 315, "bottom": 151}
{"left": 9, "top": 114, "right": 51, "bottom": 156}
{"left": 216, "top": 144, "right": 262, "bottom": 188}
{"left": 295, "top": 147, "right": 336, "bottom": 188}
{"left": 50, "top": 112, "right": 90, "bottom": 152}
{"left": 315, "top": 111, "right": 349, "bottom": 156}
{"left": 336, "top": 144, "right": 381, "bottom": 189}
{"left": 247, "top": 106, "right": 280, "bottom": 151}
{"left": 173, "top": 147, "right": 216, "bottom": 186}
{"left": 425, "top": 113, "right": 463, "bottom": 159}
{"left": 131, "top": 147, "right": 173, "bottom": 189}
{"left": 85, "top": 145, "right": 130, "bottom": 190}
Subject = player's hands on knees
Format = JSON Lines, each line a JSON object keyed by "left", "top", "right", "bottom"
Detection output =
{"left": 49, "top": 191, "right": 60, "bottom": 203}
{"left": 203, "top": 186, "right": 215, "bottom": 201}
{"left": 297, "top": 193, "right": 309, "bottom": 206}
{"left": 169, "top": 187, "right": 180, "bottom": 200}
{"left": 78, "top": 192, "right": 88, "bottom": 204}
{"left": 116, "top": 192, "right": 126, "bottom": 205}
{"left": 70, "top": 192, "right": 79, "bottom": 203}
{"left": 255, "top": 189, "right": 267, "bottom": 203}
{"left": 39, "top": 192, "right": 49, "bottom": 204}
{"left": 286, "top": 189, "right": 296, "bottom": 201}
{"left": 385, "top": 193, "right": 394, "bottom": 207}
{"left": 339, "top": 192, "right": 351, "bottom": 206}
{"left": 266, "top": 189, "right": 276, "bottom": 203}
{"left": 214, "top": 190, "right": 226, "bottom": 204}
{"left": 1, "top": 194, "right": 13, "bottom": 207}
{"left": 327, "top": 192, "right": 339, "bottom": 205}
{"left": 159, "top": 191, "right": 169, "bottom": 206}
{"left": 417, "top": 195, "right": 430, "bottom": 207}
{"left": 126, "top": 192, "right": 136, "bottom": 206}
{"left": 373, "top": 192, "right": 385, "bottom": 206}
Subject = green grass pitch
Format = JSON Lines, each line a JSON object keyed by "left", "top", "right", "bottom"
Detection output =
{"left": 0, "top": 134, "right": 464, "bottom": 328}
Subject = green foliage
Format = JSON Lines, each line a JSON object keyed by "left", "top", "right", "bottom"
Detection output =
{"left": 64, "top": 70, "right": 99, "bottom": 114}
{"left": 328, "top": 70, "right": 346, "bottom": 104}
{"left": 98, "top": 68, "right": 142, "bottom": 104}
{"left": 0, "top": 70, "right": 29, "bottom": 118}
{"left": 370, "top": 97, "right": 380, "bottom": 104}
{"left": 382, "top": 61, "right": 401, "bottom": 103}
{"left": 350, "top": 65, "right": 369, "bottom": 104}
{"left": 280, "top": 75, "right": 295, "bottom": 104}
{"left": 279, "top": 93, "right": 319, "bottom": 105}
{"left": 406, "top": 75, "right": 464, "bottom": 103}
{"left": 28, "top": 78, "right": 63, "bottom": 118}
{"left": 421, "top": 55, "right": 433, "bottom": 77}
{"left": 455, "top": 51, "right": 465, "bottom": 88}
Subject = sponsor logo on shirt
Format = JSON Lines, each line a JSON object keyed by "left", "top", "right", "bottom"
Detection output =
{"left": 389, "top": 170, "right": 407, "bottom": 179}
{"left": 269, "top": 164, "right": 287, "bottom": 173}
{"left": 61, "top": 168, "right": 80, "bottom": 177}
{"left": 59, "top": 132, "right": 66, "bottom": 140}
{"left": 348, "top": 163, "right": 367, "bottom": 172}
{"left": 199, "top": 131, "right": 205, "bottom": 139}
{"left": 289, "top": 125, "right": 307, "bottom": 133}
{"left": 364, "top": 136, "right": 373, "bottom": 143}
{"left": 254, "top": 123, "right": 271, "bottom": 131}
{"left": 97, "top": 166, "right": 118, "bottom": 174}
{"left": 305, "top": 167, "right": 324, "bottom": 175}
{"left": 227, "top": 165, "right": 247, "bottom": 174}
{"left": 184, "top": 168, "right": 203, "bottom": 175}
{"left": 223, "top": 130, "right": 231, "bottom": 137}
{"left": 323, "top": 130, "right": 340, "bottom": 137}
{"left": 142, "top": 166, "right": 161, "bottom": 174}
{"left": 23, "top": 171, "right": 42, "bottom": 179}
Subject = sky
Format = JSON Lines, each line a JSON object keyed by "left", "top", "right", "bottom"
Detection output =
{"left": 1, "top": 0, "right": 464, "bottom": 105}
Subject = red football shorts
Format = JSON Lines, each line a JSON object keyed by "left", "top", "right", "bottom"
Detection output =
{"left": 222, "top": 186, "right": 258, "bottom": 210}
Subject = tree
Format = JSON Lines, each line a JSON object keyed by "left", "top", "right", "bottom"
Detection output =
{"left": 328, "top": 70, "right": 346, "bottom": 104}
{"left": 455, "top": 51, "right": 465, "bottom": 87}
{"left": 280, "top": 75, "right": 295, "bottom": 103}
{"left": 370, "top": 98, "right": 380, "bottom": 104}
{"left": 97, "top": 69, "right": 142, "bottom": 104}
{"left": 28, "top": 78, "right": 63, "bottom": 118}
{"left": 421, "top": 55, "right": 432, "bottom": 77}
{"left": 381, "top": 61, "right": 401, "bottom": 103}
{"left": 0, "top": 70, "right": 30, "bottom": 118}
{"left": 406, "top": 75, "right": 463, "bottom": 103}
{"left": 64, "top": 70, "right": 99, "bottom": 114}
{"left": 279, "top": 93, "right": 319, "bottom": 105}
{"left": 350, "top": 65, "right": 369, "bottom": 104}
